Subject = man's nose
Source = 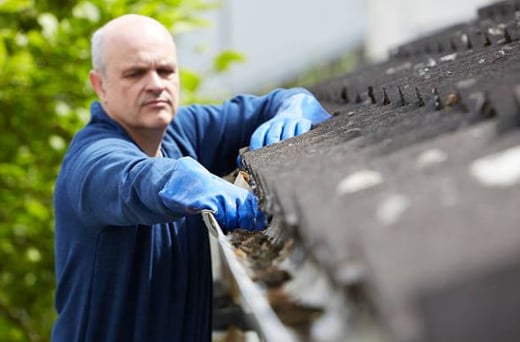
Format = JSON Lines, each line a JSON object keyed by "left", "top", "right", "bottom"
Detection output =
{"left": 145, "top": 71, "right": 165, "bottom": 91}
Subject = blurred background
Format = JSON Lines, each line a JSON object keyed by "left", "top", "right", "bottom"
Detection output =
{"left": 0, "top": 0, "right": 495, "bottom": 340}
{"left": 178, "top": 0, "right": 495, "bottom": 96}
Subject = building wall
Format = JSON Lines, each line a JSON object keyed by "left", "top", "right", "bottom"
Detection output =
{"left": 366, "top": 0, "right": 496, "bottom": 61}
{"left": 176, "top": 0, "right": 367, "bottom": 96}
{"left": 176, "top": 0, "right": 498, "bottom": 97}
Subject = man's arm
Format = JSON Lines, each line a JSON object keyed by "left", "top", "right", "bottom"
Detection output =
{"left": 60, "top": 136, "right": 182, "bottom": 227}
{"left": 169, "top": 88, "right": 330, "bottom": 176}
{"left": 60, "top": 134, "right": 264, "bottom": 231}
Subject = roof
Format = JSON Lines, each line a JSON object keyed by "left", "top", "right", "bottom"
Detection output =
{"left": 239, "top": 1, "right": 520, "bottom": 340}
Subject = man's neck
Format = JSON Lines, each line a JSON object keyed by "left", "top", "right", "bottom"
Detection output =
{"left": 127, "top": 127, "right": 165, "bottom": 157}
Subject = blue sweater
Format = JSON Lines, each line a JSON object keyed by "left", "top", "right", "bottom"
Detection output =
{"left": 52, "top": 88, "right": 308, "bottom": 341}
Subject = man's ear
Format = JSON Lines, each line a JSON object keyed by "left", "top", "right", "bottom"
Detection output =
{"left": 89, "top": 70, "right": 106, "bottom": 100}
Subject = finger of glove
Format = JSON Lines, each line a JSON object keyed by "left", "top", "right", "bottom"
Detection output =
{"left": 250, "top": 122, "right": 270, "bottom": 150}
{"left": 253, "top": 208, "right": 267, "bottom": 231}
{"left": 218, "top": 182, "right": 257, "bottom": 231}
{"left": 214, "top": 192, "right": 239, "bottom": 231}
{"left": 295, "top": 119, "right": 312, "bottom": 136}
{"left": 238, "top": 194, "right": 266, "bottom": 231}
{"left": 240, "top": 210, "right": 266, "bottom": 231}
{"left": 281, "top": 119, "right": 299, "bottom": 140}
{"left": 265, "top": 120, "right": 284, "bottom": 146}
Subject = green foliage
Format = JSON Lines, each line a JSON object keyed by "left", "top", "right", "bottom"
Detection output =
{"left": 213, "top": 50, "right": 246, "bottom": 73}
{"left": 181, "top": 49, "right": 246, "bottom": 103}
{"left": 0, "top": 0, "right": 243, "bottom": 340}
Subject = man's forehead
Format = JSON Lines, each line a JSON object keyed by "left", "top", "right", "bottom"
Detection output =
{"left": 120, "top": 57, "right": 176, "bottom": 68}
{"left": 106, "top": 31, "right": 175, "bottom": 53}
{"left": 104, "top": 35, "right": 176, "bottom": 69}
{"left": 102, "top": 16, "right": 176, "bottom": 64}
{"left": 106, "top": 54, "right": 175, "bottom": 72}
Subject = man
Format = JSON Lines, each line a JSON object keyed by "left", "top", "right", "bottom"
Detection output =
{"left": 53, "top": 14, "right": 331, "bottom": 341}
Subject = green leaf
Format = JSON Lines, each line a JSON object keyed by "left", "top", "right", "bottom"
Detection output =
{"left": 213, "top": 50, "right": 246, "bottom": 73}
{"left": 6, "top": 51, "right": 34, "bottom": 82}
{"left": 49, "top": 135, "right": 66, "bottom": 151}
{"left": 37, "top": 13, "right": 59, "bottom": 41}
{"left": 0, "top": 36, "right": 6, "bottom": 69}
{"left": 0, "top": 0, "right": 32, "bottom": 13}
{"left": 26, "top": 247, "right": 41, "bottom": 263}
{"left": 72, "top": 1, "right": 101, "bottom": 22}
{"left": 180, "top": 68, "right": 201, "bottom": 92}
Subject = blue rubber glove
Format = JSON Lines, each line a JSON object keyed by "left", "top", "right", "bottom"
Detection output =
{"left": 249, "top": 93, "right": 332, "bottom": 150}
{"left": 159, "top": 157, "right": 266, "bottom": 232}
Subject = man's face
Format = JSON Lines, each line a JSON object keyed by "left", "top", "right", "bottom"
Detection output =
{"left": 92, "top": 24, "right": 180, "bottom": 135}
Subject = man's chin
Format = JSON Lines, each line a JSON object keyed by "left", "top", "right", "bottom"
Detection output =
{"left": 156, "top": 111, "right": 176, "bottom": 126}
{"left": 145, "top": 107, "right": 174, "bottom": 122}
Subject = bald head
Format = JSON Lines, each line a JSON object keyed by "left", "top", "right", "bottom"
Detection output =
{"left": 88, "top": 14, "right": 180, "bottom": 156}
{"left": 91, "top": 14, "right": 175, "bottom": 74}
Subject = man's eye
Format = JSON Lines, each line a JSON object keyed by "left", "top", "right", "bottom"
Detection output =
{"left": 125, "top": 70, "right": 144, "bottom": 78}
{"left": 158, "top": 68, "right": 175, "bottom": 77}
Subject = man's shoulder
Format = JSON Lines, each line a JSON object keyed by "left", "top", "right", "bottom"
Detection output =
{"left": 71, "top": 119, "right": 132, "bottom": 149}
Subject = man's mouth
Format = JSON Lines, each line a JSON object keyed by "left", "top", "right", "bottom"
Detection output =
{"left": 143, "top": 99, "right": 172, "bottom": 108}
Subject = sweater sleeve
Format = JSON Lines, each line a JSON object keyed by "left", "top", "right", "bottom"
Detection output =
{"left": 58, "top": 131, "right": 188, "bottom": 228}
{"left": 168, "top": 87, "right": 311, "bottom": 176}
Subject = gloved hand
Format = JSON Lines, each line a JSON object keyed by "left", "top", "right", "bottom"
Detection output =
{"left": 159, "top": 157, "right": 266, "bottom": 232}
{"left": 249, "top": 93, "right": 332, "bottom": 150}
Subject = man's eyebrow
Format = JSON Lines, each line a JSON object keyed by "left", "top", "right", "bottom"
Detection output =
{"left": 157, "top": 61, "right": 177, "bottom": 68}
{"left": 122, "top": 61, "right": 175, "bottom": 69}
{"left": 120, "top": 65, "right": 146, "bottom": 74}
